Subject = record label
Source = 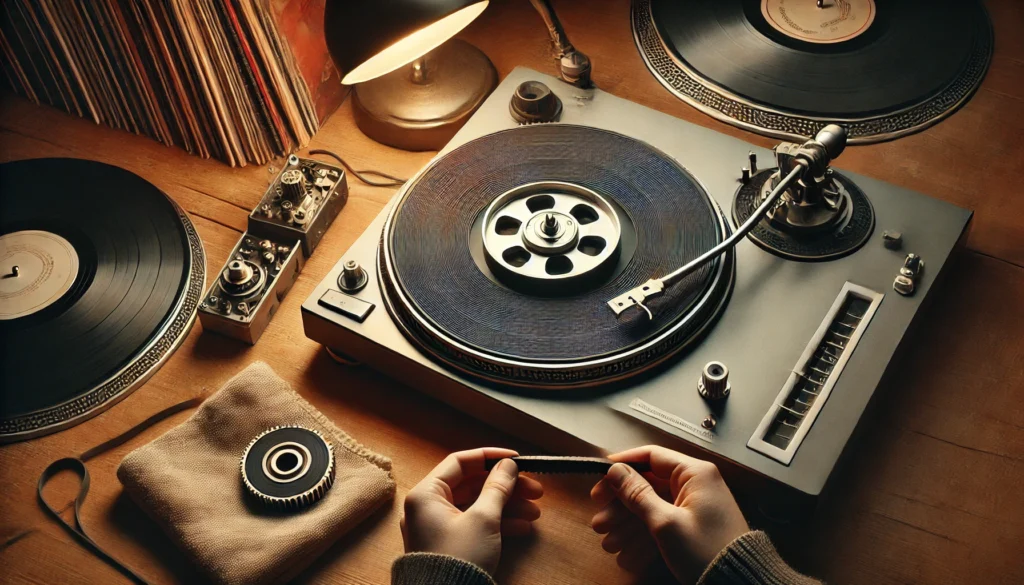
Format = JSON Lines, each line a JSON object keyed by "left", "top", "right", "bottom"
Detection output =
{"left": 0, "top": 230, "right": 79, "bottom": 320}
{"left": 761, "top": 0, "right": 875, "bottom": 44}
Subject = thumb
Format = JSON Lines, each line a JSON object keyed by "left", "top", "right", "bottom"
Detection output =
{"left": 606, "top": 462, "right": 672, "bottom": 528}
{"left": 471, "top": 458, "right": 519, "bottom": 519}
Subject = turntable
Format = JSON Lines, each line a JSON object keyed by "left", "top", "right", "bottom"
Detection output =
{"left": 301, "top": 68, "right": 971, "bottom": 509}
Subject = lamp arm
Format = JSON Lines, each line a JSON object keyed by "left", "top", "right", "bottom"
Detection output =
{"left": 528, "top": 0, "right": 592, "bottom": 88}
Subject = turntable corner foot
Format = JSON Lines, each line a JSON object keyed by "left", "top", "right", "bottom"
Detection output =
{"left": 325, "top": 347, "right": 362, "bottom": 366}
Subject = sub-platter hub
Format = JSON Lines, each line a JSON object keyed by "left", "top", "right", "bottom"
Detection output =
{"left": 482, "top": 181, "right": 622, "bottom": 295}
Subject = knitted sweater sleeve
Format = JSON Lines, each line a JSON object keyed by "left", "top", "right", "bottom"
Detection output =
{"left": 698, "top": 531, "right": 823, "bottom": 585}
{"left": 391, "top": 531, "right": 820, "bottom": 585}
{"left": 392, "top": 552, "right": 497, "bottom": 585}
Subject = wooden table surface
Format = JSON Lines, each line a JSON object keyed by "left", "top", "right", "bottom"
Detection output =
{"left": 2, "top": 1, "right": 1022, "bottom": 583}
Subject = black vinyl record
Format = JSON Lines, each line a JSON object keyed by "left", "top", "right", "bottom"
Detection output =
{"left": 0, "top": 158, "right": 204, "bottom": 442}
{"left": 632, "top": 0, "right": 993, "bottom": 142}
{"left": 380, "top": 125, "right": 735, "bottom": 388}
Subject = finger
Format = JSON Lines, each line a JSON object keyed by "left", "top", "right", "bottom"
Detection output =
{"left": 590, "top": 478, "right": 616, "bottom": 506}
{"left": 601, "top": 517, "right": 650, "bottom": 554}
{"left": 452, "top": 472, "right": 544, "bottom": 508}
{"left": 597, "top": 472, "right": 669, "bottom": 502}
{"left": 601, "top": 530, "right": 626, "bottom": 554}
{"left": 616, "top": 538, "right": 659, "bottom": 573}
{"left": 503, "top": 497, "right": 541, "bottom": 522}
{"left": 591, "top": 500, "right": 635, "bottom": 534}
{"left": 451, "top": 475, "right": 486, "bottom": 508}
{"left": 514, "top": 474, "right": 544, "bottom": 500}
{"left": 607, "top": 445, "right": 703, "bottom": 481}
{"left": 646, "top": 473, "right": 673, "bottom": 501}
{"left": 501, "top": 518, "right": 534, "bottom": 538}
{"left": 424, "top": 447, "right": 519, "bottom": 498}
{"left": 605, "top": 463, "right": 674, "bottom": 529}
{"left": 471, "top": 458, "right": 519, "bottom": 518}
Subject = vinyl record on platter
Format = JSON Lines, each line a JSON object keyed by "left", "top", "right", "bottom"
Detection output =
{"left": 379, "top": 125, "right": 735, "bottom": 389}
{"left": 631, "top": 0, "right": 994, "bottom": 143}
{"left": 0, "top": 158, "right": 205, "bottom": 442}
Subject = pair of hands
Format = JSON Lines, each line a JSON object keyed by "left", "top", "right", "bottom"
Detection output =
{"left": 401, "top": 446, "right": 749, "bottom": 582}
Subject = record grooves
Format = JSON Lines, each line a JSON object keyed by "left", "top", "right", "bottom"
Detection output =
{"left": 379, "top": 125, "right": 735, "bottom": 388}
{"left": 631, "top": 0, "right": 994, "bottom": 143}
{"left": 0, "top": 159, "right": 205, "bottom": 442}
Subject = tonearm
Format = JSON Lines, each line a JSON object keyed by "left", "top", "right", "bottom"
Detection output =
{"left": 608, "top": 125, "right": 849, "bottom": 319}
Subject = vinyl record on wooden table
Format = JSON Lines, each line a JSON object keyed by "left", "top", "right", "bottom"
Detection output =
{"left": 631, "top": 0, "right": 993, "bottom": 143}
{"left": 0, "top": 158, "right": 205, "bottom": 442}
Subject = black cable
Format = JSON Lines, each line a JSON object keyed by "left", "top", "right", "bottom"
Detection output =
{"left": 37, "top": 396, "right": 204, "bottom": 585}
{"left": 307, "top": 149, "right": 408, "bottom": 187}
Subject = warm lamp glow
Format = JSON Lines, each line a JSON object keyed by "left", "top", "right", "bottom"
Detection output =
{"left": 341, "top": 2, "right": 490, "bottom": 85}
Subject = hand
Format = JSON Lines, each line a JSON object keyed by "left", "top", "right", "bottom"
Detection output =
{"left": 590, "top": 446, "right": 749, "bottom": 583}
{"left": 401, "top": 448, "right": 544, "bottom": 575}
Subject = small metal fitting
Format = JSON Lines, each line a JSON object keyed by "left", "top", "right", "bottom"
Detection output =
{"left": 698, "top": 361, "right": 731, "bottom": 400}
{"left": 338, "top": 259, "right": 368, "bottom": 293}
{"left": 882, "top": 231, "right": 903, "bottom": 250}
{"left": 894, "top": 253, "right": 924, "bottom": 296}
{"left": 701, "top": 414, "right": 717, "bottom": 430}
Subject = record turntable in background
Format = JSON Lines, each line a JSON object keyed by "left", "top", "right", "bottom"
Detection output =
{"left": 0, "top": 159, "right": 205, "bottom": 442}
{"left": 632, "top": 0, "right": 993, "bottom": 142}
{"left": 302, "top": 68, "right": 972, "bottom": 513}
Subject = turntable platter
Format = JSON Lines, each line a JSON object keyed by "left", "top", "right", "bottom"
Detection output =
{"left": 380, "top": 125, "right": 735, "bottom": 388}
{"left": 0, "top": 159, "right": 204, "bottom": 442}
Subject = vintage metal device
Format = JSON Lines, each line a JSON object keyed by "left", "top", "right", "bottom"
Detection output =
{"left": 201, "top": 155, "right": 347, "bottom": 344}
{"left": 301, "top": 69, "right": 971, "bottom": 512}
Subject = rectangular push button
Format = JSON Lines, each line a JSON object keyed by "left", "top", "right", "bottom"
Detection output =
{"left": 319, "top": 289, "right": 374, "bottom": 323}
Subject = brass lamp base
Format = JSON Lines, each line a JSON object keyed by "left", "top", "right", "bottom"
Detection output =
{"left": 352, "top": 39, "right": 498, "bottom": 151}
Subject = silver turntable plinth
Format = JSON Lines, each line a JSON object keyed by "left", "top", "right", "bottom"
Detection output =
{"left": 302, "top": 68, "right": 971, "bottom": 511}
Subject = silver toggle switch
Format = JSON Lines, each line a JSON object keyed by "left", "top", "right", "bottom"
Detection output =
{"left": 894, "top": 253, "right": 924, "bottom": 296}
{"left": 698, "top": 361, "right": 731, "bottom": 400}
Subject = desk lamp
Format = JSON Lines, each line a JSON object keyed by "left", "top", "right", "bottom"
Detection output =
{"left": 324, "top": 0, "right": 591, "bottom": 150}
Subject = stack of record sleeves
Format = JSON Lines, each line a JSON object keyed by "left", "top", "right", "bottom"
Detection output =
{"left": 0, "top": 0, "right": 347, "bottom": 166}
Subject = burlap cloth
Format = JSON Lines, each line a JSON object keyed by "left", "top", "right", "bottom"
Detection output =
{"left": 117, "top": 362, "right": 395, "bottom": 585}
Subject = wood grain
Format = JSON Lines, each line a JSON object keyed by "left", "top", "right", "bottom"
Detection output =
{"left": 1, "top": 1, "right": 1022, "bottom": 584}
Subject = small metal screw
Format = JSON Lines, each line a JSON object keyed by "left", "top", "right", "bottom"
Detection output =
{"left": 9, "top": 265, "right": 19, "bottom": 277}
{"left": 701, "top": 414, "right": 717, "bottom": 430}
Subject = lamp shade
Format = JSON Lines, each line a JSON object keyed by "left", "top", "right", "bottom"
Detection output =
{"left": 324, "top": 0, "right": 490, "bottom": 85}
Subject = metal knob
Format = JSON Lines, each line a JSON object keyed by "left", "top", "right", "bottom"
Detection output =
{"left": 510, "top": 81, "right": 562, "bottom": 124}
{"left": 338, "top": 260, "right": 368, "bottom": 293}
{"left": 225, "top": 260, "right": 254, "bottom": 285}
{"left": 280, "top": 169, "right": 307, "bottom": 203}
{"left": 698, "top": 361, "right": 731, "bottom": 400}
